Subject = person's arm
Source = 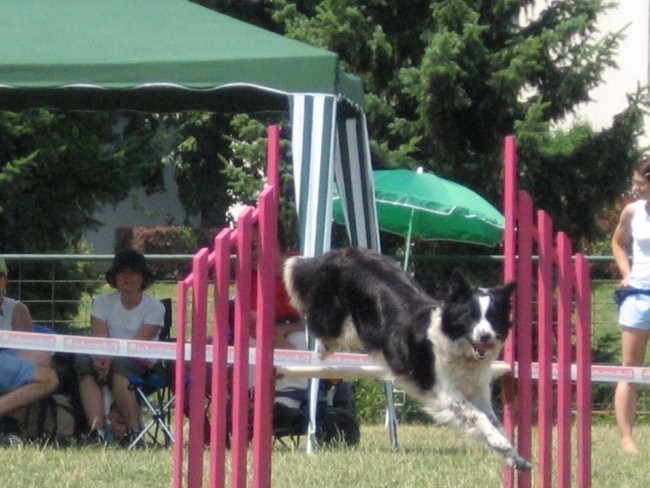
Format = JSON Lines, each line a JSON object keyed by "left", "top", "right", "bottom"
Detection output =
{"left": 273, "top": 319, "right": 305, "bottom": 349}
{"left": 89, "top": 315, "right": 112, "bottom": 380}
{"left": 133, "top": 323, "right": 161, "bottom": 341}
{"left": 612, "top": 203, "right": 634, "bottom": 287}
{"left": 133, "top": 299, "right": 165, "bottom": 341}
{"left": 10, "top": 301, "right": 33, "bottom": 332}
{"left": 91, "top": 315, "right": 109, "bottom": 338}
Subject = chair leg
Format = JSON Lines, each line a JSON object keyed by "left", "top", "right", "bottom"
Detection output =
{"left": 128, "top": 387, "right": 175, "bottom": 449}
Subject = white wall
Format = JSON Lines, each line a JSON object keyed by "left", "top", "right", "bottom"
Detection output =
{"left": 83, "top": 160, "right": 199, "bottom": 253}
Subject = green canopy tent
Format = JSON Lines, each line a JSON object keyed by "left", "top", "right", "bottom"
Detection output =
{"left": 0, "top": 0, "right": 379, "bottom": 256}
{"left": 0, "top": 0, "right": 386, "bottom": 454}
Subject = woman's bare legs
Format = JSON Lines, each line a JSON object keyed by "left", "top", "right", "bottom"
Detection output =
{"left": 614, "top": 327, "right": 650, "bottom": 453}
{"left": 78, "top": 373, "right": 106, "bottom": 432}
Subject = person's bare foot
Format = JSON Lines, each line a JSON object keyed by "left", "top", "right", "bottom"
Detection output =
{"left": 621, "top": 437, "right": 639, "bottom": 454}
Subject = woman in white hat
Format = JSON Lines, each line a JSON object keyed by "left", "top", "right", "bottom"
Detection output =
{"left": 76, "top": 250, "right": 165, "bottom": 445}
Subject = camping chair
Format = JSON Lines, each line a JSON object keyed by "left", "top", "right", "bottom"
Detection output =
{"left": 127, "top": 298, "right": 175, "bottom": 448}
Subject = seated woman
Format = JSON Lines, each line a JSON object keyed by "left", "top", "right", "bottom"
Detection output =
{"left": 0, "top": 258, "right": 59, "bottom": 446}
{"left": 76, "top": 249, "right": 165, "bottom": 445}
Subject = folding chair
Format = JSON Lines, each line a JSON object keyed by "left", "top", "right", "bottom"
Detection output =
{"left": 127, "top": 298, "right": 175, "bottom": 448}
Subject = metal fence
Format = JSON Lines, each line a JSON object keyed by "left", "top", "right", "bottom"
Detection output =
{"left": 1, "top": 253, "right": 620, "bottom": 332}
{"left": 2, "top": 254, "right": 194, "bottom": 331}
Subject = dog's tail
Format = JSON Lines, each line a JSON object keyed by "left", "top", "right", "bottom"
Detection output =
{"left": 283, "top": 255, "right": 320, "bottom": 313}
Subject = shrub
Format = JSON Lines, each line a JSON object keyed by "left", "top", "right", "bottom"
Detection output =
{"left": 115, "top": 226, "right": 220, "bottom": 279}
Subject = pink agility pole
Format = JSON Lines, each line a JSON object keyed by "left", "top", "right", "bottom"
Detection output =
{"left": 575, "top": 255, "right": 592, "bottom": 488}
{"left": 536, "top": 210, "right": 553, "bottom": 487}
{"left": 502, "top": 135, "right": 592, "bottom": 488}
{"left": 556, "top": 233, "right": 572, "bottom": 488}
{"left": 502, "top": 136, "right": 517, "bottom": 488}
{"left": 252, "top": 125, "right": 280, "bottom": 488}
{"left": 515, "top": 190, "right": 533, "bottom": 488}
{"left": 209, "top": 228, "right": 233, "bottom": 488}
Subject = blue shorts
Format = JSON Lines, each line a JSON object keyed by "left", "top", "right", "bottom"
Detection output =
{"left": 0, "top": 351, "right": 37, "bottom": 394}
{"left": 618, "top": 293, "right": 650, "bottom": 331}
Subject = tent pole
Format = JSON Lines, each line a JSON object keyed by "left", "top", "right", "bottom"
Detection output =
{"left": 403, "top": 209, "right": 415, "bottom": 271}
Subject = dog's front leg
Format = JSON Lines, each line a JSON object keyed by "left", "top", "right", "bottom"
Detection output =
{"left": 429, "top": 395, "right": 532, "bottom": 472}
{"left": 315, "top": 337, "right": 332, "bottom": 360}
{"left": 469, "top": 385, "right": 505, "bottom": 434}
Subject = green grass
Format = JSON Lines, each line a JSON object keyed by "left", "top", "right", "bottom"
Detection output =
{"left": 1, "top": 424, "right": 648, "bottom": 488}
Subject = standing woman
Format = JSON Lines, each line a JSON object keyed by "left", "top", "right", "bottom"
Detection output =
{"left": 612, "top": 156, "right": 650, "bottom": 453}
{"left": 76, "top": 250, "right": 165, "bottom": 445}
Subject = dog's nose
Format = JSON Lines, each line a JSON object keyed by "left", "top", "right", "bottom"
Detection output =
{"left": 479, "top": 333, "right": 493, "bottom": 343}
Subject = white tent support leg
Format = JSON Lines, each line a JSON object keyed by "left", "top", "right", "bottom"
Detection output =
{"left": 291, "top": 96, "right": 397, "bottom": 452}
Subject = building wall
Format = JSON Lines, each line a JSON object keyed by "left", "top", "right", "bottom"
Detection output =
{"left": 83, "top": 160, "right": 199, "bottom": 253}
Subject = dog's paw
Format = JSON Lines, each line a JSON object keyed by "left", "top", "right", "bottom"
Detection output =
{"left": 315, "top": 339, "right": 331, "bottom": 361}
{"left": 509, "top": 455, "right": 533, "bottom": 472}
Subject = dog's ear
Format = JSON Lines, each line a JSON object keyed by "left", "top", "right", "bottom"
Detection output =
{"left": 447, "top": 269, "right": 473, "bottom": 302}
{"left": 492, "top": 280, "right": 517, "bottom": 299}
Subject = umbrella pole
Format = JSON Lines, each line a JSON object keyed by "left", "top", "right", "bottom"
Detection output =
{"left": 403, "top": 209, "right": 415, "bottom": 271}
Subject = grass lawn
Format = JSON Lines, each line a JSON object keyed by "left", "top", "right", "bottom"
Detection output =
{"left": 1, "top": 424, "right": 648, "bottom": 488}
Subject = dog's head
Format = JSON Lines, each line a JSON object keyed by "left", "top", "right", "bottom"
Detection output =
{"left": 441, "top": 270, "right": 516, "bottom": 361}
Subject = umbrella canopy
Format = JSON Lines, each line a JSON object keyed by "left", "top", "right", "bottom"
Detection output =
{"left": 334, "top": 168, "right": 504, "bottom": 266}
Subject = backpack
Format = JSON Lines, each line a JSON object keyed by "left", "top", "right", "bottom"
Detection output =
{"left": 315, "top": 380, "right": 360, "bottom": 447}
{"left": 273, "top": 379, "right": 360, "bottom": 447}
{"left": 20, "top": 351, "right": 87, "bottom": 446}
{"left": 22, "top": 393, "right": 83, "bottom": 447}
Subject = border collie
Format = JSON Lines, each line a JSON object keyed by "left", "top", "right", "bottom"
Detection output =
{"left": 283, "top": 247, "right": 531, "bottom": 471}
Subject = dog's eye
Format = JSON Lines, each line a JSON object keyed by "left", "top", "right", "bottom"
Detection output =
{"left": 456, "top": 311, "right": 474, "bottom": 322}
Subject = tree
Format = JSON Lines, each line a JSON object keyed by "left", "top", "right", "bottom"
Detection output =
{"left": 166, "top": 112, "right": 233, "bottom": 228}
{"left": 194, "top": 0, "right": 646, "bottom": 249}
{"left": 0, "top": 110, "right": 164, "bottom": 252}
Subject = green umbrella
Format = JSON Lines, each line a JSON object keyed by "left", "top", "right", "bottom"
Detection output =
{"left": 333, "top": 168, "right": 505, "bottom": 269}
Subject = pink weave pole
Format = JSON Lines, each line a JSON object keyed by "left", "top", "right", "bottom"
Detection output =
{"left": 502, "top": 136, "right": 517, "bottom": 488}
{"left": 575, "top": 255, "right": 592, "bottom": 488}
{"left": 515, "top": 191, "right": 535, "bottom": 488}
{"left": 232, "top": 209, "right": 254, "bottom": 488}
{"left": 209, "top": 228, "right": 234, "bottom": 488}
{"left": 188, "top": 249, "right": 209, "bottom": 488}
{"left": 251, "top": 126, "right": 280, "bottom": 488}
{"left": 516, "top": 191, "right": 534, "bottom": 488}
{"left": 173, "top": 280, "right": 188, "bottom": 488}
{"left": 536, "top": 210, "right": 554, "bottom": 488}
{"left": 556, "top": 233, "right": 573, "bottom": 488}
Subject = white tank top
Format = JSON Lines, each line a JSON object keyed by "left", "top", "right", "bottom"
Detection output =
{"left": 0, "top": 296, "right": 20, "bottom": 330}
{"left": 629, "top": 199, "right": 650, "bottom": 288}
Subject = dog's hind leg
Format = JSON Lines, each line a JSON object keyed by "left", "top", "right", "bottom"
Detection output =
{"left": 427, "top": 394, "right": 532, "bottom": 472}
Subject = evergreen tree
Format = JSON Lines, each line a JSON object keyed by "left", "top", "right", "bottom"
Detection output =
{"left": 269, "top": 0, "right": 646, "bottom": 245}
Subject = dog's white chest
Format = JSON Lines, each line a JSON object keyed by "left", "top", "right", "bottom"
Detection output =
{"left": 435, "top": 358, "right": 490, "bottom": 401}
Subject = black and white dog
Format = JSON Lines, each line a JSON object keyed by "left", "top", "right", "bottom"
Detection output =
{"left": 283, "top": 247, "right": 532, "bottom": 471}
